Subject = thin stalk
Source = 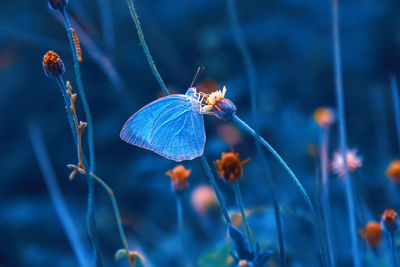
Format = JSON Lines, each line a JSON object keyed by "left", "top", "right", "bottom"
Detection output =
{"left": 232, "top": 182, "right": 253, "bottom": 250}
{"left": 226, "top": 0, "right": 285, "bottom": 263}
{"left": 59, "top": 8, "right": 100, "bottom": 265}
{"left": 96, "top": 0, "right": 115, "bottom": 55}
{"left": 175, "top": 194, "right": 187, "bottom": 267}
{"left": 331, "top": 0, "right": 360, "bottom": 266}
{"left": 55, "top": 76, "right": 132, "bottom": 267}
{"left": 320, "top": 127, "right": 336, "bottom": 266}
{"left": 232, "top": 114, "right": 324, "bottom": 260}
{"left": 127, "top": 0, "right": 168, "bottom": 95}
{"left": 89, "top": 173, "right": 134, "bottom": 267}
{"left": 126, "top": 0, "right": 231, "bottom": 225}
{"left": 391, "top": 232, "right": 398, "bottom": 267}
{"left": 390, "top": 75, "right": 400, "bottom": 154}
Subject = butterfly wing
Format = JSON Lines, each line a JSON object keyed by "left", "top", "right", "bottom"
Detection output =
{"left": 120, "top": 95, "right": 206, "bottom": 161}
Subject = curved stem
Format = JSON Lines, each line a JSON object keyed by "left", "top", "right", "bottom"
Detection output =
{"left": 200, "top": 156, "right": 231, "bottom": 224}
{"left": 89, "top": 173, "right": 134, "bottom": 267}
{"left": 232, "top": 182, "right": 253, "bottom": 250}
{"left": 175, "top": 194, "right": 187, "bottom": 267}
{"left": 127, "top": 0, "right": 168, "bottom": 95}
{"left": 232, "top": 114, "right": 324, "bottom": 262}
{"left": 331, "top": 1, "right": 359, "bottom": 266}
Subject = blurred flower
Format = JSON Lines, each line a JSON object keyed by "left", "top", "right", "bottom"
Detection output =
{"left": 166, "top": 165, "right": 191, "bottom": 193}
{"left": 381, "top": 208, "right": 399, "bottom": 233}
{"left": 201, "top": 86, "right": 237, "bottom": 121}
{"left": 331, "top": 149, "right": 362, "bottom": 178}
{"left": 386, "top": 160, "right": 400, "bottom": 183}
{"left": 359, "top": 221, "right": 382, "bottom": 247}
{"left": 48, "top": 0, "right": 68, "bottom": 11}
{"left": 230, "top": 210, "right": 253, "bottom": 228}
{"left": 115, "top": 248, "right": 146, "bottom": 266}
{"left": 218, "top": 124, "right": 241, "bottom": 147}
{"left": 313, "top": 107, "right": 335, "bottom": 127}
{"left": 42, "top": 50, "right": 65, "bottom": 78}
{"left": 191, "top": 185, "right": 217, "bottom": 214}
{"left": 214, "top": 149, "right": 250, "bottom": 183}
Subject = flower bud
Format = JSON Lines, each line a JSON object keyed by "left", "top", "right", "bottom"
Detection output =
{"left": 43, "top": 51, "right": 65, "bottom": 78}
{"left": 381, "top": 208, "right": 399, "bottom": 233}
{"left": 48, "top": 0, "right": 68, "bottom": 11}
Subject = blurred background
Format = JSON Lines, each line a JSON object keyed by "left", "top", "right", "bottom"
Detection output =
{"left": 1, "top": 0, "right": 400, "bottom": 266}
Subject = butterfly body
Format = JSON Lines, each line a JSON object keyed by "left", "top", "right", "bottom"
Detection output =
{"left": 120, "top": 88, "right": 206, "bottom": 162}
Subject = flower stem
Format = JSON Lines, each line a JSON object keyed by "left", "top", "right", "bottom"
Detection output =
{"left": 232, "top": 114, "right": 325, "bottom": 263}
{"left": 232, "top": 182, "right": 253, "bottom": 250}
{"left": 200, "top": 156, "right": 231, "bottom": 224}
{"left": 126, "top": 0, "right": 231, "bottom": 225}
{"left": 127, "top": 0, "right": 168, "bottom": 96}
{"left": 390, "top": 75, "right": 400, "bottom": 155}
{"left": 391, "top": 232, "right": 398, "bottom": 267}
{"left": 175, "top": 194, "right": 187, "bottom": 267}
{"left": 320, "top": 127, "right": 336, "bottom": 267}
{"left": 89, "top": 173, "right": 134, "bottom": 267}
{"left": 331, "top": 1, "right": 360, "bottom": 266}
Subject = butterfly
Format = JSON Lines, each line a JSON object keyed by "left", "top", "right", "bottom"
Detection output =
{"left": 120, "top": 88, "right": 206, "bottom": 162}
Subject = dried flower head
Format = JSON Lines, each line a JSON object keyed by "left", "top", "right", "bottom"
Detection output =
{"left": 381, "top": 208, "right": 399, "bottom": 233}
{"left": 386, "top": 160, "right": 400, "bottom": 183}
{"left": 48, "top": 0, "right": 68, "bottom": 11}
{"left": 214, "top": 149, "right": 250, "bottom": 183}
{"left": 43, "top": 50, "right": 65, "bottom": 78}
{"left": 166, "top": 165, "right": 191, "bottom": 192}
{"left": 200, "top": 86, "right": 237, "bottom": 120}
{"left": 313, "top": 107, "right": 335, "bottom": 127}
{"left": 331, "top": 149, "right": 362, "bottom": 178}
{"left": 359, "top": 221, "right": 382, "bottom": 247}
{"left": 191, "top": 185, "right": 217, "bottom": 214}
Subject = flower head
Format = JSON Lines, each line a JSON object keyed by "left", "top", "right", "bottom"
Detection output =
{"left": 200, "top": 86, "right": 237, "bottom": 120}
{"left": 359, "top": 221, "right": 382, "bottom": 247}
{"left": 386, "top": 160, "right": 400, "bottom": 183}
{"left": 313, "top": 107, "right": 335, "bottom": 128}
{"left": 166, "top": 165, "right": 191, "bottom": 192}
{"left": 214, "top": 149, "right": 250, "bottom": 183}
{"left": 191, "top": 185, "right": 217, "bottom": 214}
{"left": 381, "top": 208, "right": 399, "bottom": 233}
{"left": 48, "top": 0, "right": 68, "bottom": 11}
{"left": 43, "top": 50, "right": 65, "bottom": 78}
{"left": 331, "top": 149, "right": 362, "bottom": 178}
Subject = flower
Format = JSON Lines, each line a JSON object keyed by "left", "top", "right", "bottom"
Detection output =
{"left": 381, "top": 208, "right": 399, "bottom": 233}
{"left": 331, "top": 149, "right": 362, "bottom": 178}
{"left": 166, "top": 165, "right": 191, "bottom": 192}
{"left": 386, "top": 160, "right": 400, "bottom": 183}
{"left": 214, "top": 149, "right": 250, "bottom": 183}
{"left": 359, "top": 221, "right": 382, "bottom": 247}
{"left": 313, "top": 107, "right": 335, "bottom": 127}
{"left": 43, "top": 51, "right": 65, "bottom": 78}
{"left": 200, "top": 86, "right": 237, "bottom": 120}
{"left": 191, "top": 185, "right": 217, "bottom": 214}
{"left": 48, "top": 0, "right": 68, "bottom": 11}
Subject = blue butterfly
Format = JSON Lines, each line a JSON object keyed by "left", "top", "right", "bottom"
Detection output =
{"left": 120, "top": 88, "right": 206, "bottom": 162}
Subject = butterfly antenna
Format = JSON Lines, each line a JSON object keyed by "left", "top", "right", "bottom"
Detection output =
{"left": 191, "top": 66, "right": 205, "bottom": 87}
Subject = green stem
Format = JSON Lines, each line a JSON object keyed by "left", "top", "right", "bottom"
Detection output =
{"left": 126, "top": 0, "right": 168, "bottom": 95}
{"left": 232, "top": 182, "right": 253, "bottom": 250}
{"left": 175, "top": 194, "right": 187, "bottom": 267}
{"left": 232, "top": 114, "right": 324, "bottom": 262}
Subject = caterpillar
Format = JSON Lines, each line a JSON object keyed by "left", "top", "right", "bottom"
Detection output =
{"left": 70, "top": 27, "right": 82, "bottom": 63}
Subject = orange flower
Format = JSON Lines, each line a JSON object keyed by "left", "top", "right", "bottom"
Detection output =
{"left": 313, "top": 107, "right": 335, "bottom": 127}
{"left": 166, "top": 165, "right": 191, "bottom": 192}
{"left": 191, "top": 185, "right": 217, "bottom": 214}
{"left": 42, "top": 50, "right": 65, "bottom": 78}
{"left": 214, "top": 149, "right": 250, "bottom": 183}
{"left": 386, "top": 160, "right": 400, "bottom": 183}
{"left": 381, "top": 208, "right": 399, "bottom": 233}
{"left": 359, "top": 221, "right": 382, "bottom": 247}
